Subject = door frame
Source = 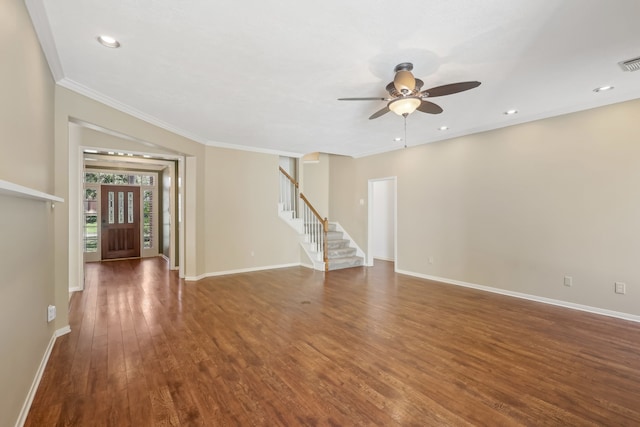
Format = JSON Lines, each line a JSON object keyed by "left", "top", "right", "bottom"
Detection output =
{"left": 76, "top": 146, "right": 186, "bottom": 291}
{"left": 83, "top": 171, "right": 159, "bottom": 262}
{"left": 367, "top": 176, "right": 398, "bottom": 268}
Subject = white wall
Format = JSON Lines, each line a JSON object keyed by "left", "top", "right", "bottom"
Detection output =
{"left": 371, "top": 179, "right": 395, "bottom": 261}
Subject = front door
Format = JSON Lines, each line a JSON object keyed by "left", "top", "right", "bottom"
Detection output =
{"left": 101, "top": 185, "right": 140, "bottom": 259}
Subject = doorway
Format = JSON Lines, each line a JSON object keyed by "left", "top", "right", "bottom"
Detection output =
{"left": 100, "top": 185, "right": 140, "bottom": 259}
{"left": 367, "top": 177, "right": 397, "bottom": 266}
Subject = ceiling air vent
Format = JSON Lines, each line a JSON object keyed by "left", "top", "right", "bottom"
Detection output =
{"left": 619, "top": 56, "right": 640, "bottom": 72}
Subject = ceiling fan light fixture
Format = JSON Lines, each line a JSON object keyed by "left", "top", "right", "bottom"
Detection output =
{"left": 389, "top": 97, "right": 421, "bottom": 116}
{"left": 393, "top": 70, "right": 416, "bottom": 93}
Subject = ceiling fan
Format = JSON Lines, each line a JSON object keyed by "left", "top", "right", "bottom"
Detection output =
{"left": 338, "top": 62, "right": 481, "bottom": 120}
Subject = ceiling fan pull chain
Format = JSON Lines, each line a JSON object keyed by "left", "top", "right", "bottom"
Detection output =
{"left": 404, "top": 114, "right": 407, "bottom": 148}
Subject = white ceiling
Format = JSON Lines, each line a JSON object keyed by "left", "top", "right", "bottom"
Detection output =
{"left": 28, "top": 0, "right": 640, "bottom": 158}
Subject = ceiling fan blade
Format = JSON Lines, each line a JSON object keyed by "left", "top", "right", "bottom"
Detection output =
{"left": 338, "top": 97, "right": 387, "bottom": 101}
{"left": 369, "top": 106, "right": 390, "bottom": 120}
{"left": 417, "top": 101, "right": 443, "bottom": 114}
{"left": 421, "top": 81, "right": 481, "bottom": 98}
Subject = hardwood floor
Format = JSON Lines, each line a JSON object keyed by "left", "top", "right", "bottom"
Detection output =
{"left": 26, "top": 258, "right": 640, "bottom": 426}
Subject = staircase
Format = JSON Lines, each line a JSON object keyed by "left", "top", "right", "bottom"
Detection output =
{"left": 325, "top": 223, "right": 364, "bottom": 270}
{"left": 279, "top": 206, "right": 365, "bottom": 271}
{"left": 278, "top": 167, "right": 365, "bottom": 271}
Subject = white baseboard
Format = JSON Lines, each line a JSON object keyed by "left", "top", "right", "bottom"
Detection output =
{"left": 184, "top": 263, "right": 301, "bottom": 281}
{"left": 373, "top": 256, "right": 395, "bottom": 262}
{"left": 15, "top": 325, "right": 71, "bottom": 427}
{"left": 396, "top": 269, "right": 640, "bottom": 323}
{"left": 56, "top": 326, "right": 71, "bottom": 337}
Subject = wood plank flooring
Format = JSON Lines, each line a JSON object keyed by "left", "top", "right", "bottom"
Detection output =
{"left": 26, "top": 258, "right": 640, "bottom": 426}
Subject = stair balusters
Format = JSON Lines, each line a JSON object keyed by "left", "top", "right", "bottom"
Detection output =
{"left": 279, "top": 167, "right": 329, "bottom": 271}
{"left": 278, "top": 167, "right": 298, "bottom": 218}
{"left": 300, "top": 193, "right": 329, "bottom": 271}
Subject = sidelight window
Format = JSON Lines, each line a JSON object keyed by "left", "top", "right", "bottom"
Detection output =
{"left": 83, "top": 188, "right": 98, "bottom": 252}
{"left": 83, "top": 171, "right": 158, "bottom": 254}
{"left": 143, "top": 190, "right": 153, "bottom": 249}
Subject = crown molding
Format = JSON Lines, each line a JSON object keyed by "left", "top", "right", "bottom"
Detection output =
{"left": 58, "top": 78, "right": 211, "bottom": 144}
{"left": 59, "top": 78, "right": 304, "bottom": 158}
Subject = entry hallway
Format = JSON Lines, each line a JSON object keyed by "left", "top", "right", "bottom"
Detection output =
{"left": 26, "top": 258, "right": 640, "bottom": 425}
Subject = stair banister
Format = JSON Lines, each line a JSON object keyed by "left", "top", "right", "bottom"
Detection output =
{"left": 279, "top": 166, "right": 298, "bottom": 215}
{"left": 278, "top": 167, "right": 330, "bottom": 271}
{"left": 299, "top": 193, "right": 329, "bottom": 271}
{"left": 278, "top": 166, "right": 297, "bottom": 188}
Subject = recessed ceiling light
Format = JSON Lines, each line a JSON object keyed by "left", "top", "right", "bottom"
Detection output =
{"left": 593, "top": 85, "right": 614, "bottom": 93}
{"left": 393, "top": 137, "right": 402, "bottom": 142}
{"left": 143, "top": 155, "right": 152, "bottom": 158}
{"left": 107, "top": 151, "right": 115, "bottom": 155}
{"left": 117, "top": 152, "right": 124, "bottom": 156}
{"left": 97, "top": 35, "right": 120, "bottom": 48}
{"left": 504, "top": 109, "right": 518, "bottom": 115}
{"left": 83, "top": 149, "right": 98, "bottom": 154}
{"left": 439, "top": 126, "right": 449, "bottom": 131}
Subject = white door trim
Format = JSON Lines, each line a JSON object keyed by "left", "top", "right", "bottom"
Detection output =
{"left": 367, "top": 176, "right": 397, "bottom": 268}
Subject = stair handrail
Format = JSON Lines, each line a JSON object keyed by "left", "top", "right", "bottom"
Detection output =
{"left": 300, "top": 193, "right": 329, "bottom": 271}
{"left": 278, "top": 166, "right": 299, "bottom": 216}
{"left": 278, "top": 166, "right": 298, "bottom": 188}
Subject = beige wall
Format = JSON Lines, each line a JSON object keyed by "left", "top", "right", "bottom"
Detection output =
{"left": 54, "top": 86, "right": 207, "bottom": 314}
{"left": 204, "top": 147, "right": 300, "bottom": 272}
{"left": 330, "top": 99, "right": 640, "bottom": 316}
{"left": 0, "top": 0, "right": 54, "bottom": 190}
{"left": 300, "top": 153, "right": 331, "bottom": 218}
{"left": 0, "top": 0, "right": 56, "bottom": 425}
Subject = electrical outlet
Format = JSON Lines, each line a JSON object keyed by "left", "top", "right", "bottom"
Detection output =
{"left": 564, "top": 276, "right": 572, "bottom": 287}
{"left": 428, "top": 256, "right": 434, "bottom": 264}
{"left": 615, "top": 282, "right": 626, "bottom": 295}
{"left": 47, "top": 305, "right": 56, "bottom": 322}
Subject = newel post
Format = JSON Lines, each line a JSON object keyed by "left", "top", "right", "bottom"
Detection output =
{"left": 323, "top": 218, "right": 329, "bottom": 271}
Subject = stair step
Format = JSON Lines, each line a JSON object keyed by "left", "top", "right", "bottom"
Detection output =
{"left": 328, "top": 222, "right": 337, "bottom": 232}
{"left": 328, "top": 247, "right": 356, "bottom": 258}
{"left": 326, "top": 239, "right": 350, "bottom": 249}
{"left": 328, "top": 256, "right": 364, "bottom": 271}
{"left": 326, "top": 230, "right": 343, "bottom": 240}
